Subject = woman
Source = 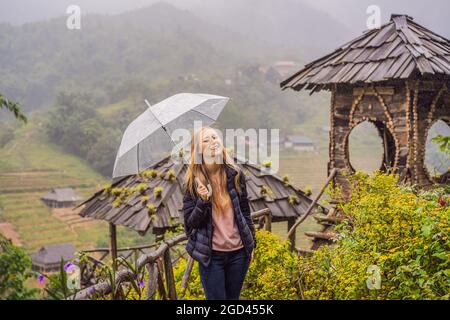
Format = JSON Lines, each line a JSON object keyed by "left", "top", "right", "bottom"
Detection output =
{"left": 182, "top": 126, "right": 256, "bottom": 300}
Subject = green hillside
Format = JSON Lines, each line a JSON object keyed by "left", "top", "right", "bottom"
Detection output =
{"left": 0, "top": 2, "right": 280, "bottom": 113}
{"left": 0, "top": 111, "right": 158, "bottom": 252}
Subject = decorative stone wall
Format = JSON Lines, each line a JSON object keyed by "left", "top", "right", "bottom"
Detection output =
{"left": 328, "top": 80, "right": 450, "bottom": 196}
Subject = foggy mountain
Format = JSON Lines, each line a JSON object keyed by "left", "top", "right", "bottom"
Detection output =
{"left": 2, "top": 0, "right": 449, "bottom": 41}
{"left": 0, "top": 0, "right": 351, "bottom": 57}
{"left": 1, "top": 0, "right": 449, "bottom": 113}
{"left": 0, "top": 2, "right": 254, "bottom": 111}
{"left": 304, "top": 0, "right": 450, "bottom": 38}
{"left": 175, "top": 0, "right": 351, "bottom": 59}
{"left": 0, "top": 0, "right": 349, "bottom": 112}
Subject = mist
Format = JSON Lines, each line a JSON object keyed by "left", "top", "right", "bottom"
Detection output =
{"left": 2, "top": 0, "right": 449, "bottom": 37}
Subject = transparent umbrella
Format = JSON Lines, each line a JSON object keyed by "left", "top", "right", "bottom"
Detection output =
{"left": 112, "top": 93, "right": 229, "bottom": 178}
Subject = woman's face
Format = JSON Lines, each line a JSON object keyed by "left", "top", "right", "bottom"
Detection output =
{"left": 200, "top": 128, "right": 223, "bottom": 163}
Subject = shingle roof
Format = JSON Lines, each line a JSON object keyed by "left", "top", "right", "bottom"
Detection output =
{"left": 30, "top": 244, "right": 75, "bottom": 265}
{"left": 41, "top": 188, "right": 83, "bottom": 202}
{"left": 77, "top": 155, "right": 325, "bottom": 234}
{"left": 281, "top": 14, "right": 450, "bottom": 92}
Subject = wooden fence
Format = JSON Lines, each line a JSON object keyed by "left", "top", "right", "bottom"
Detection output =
{"left": 78, "top": 243, "right": 161, "bottom": 287}
{"left": 70, "top": 208, "right": 272, "bottom": 300}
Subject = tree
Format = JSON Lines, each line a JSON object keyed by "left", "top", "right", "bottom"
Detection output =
{"left": 86, "top": 128, "right": 122, "bottom": 176}
{"left": 0, "top": 93, "right": 27, "bottom": 123}
{"left": 0, "top": 236, "right": 37, "bottom": 299}
{"left": 46, "top": 92, "right": 101, "bottom": 158}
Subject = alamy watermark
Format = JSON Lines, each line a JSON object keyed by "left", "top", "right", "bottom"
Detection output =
{"left": 366, "top": 5, "right": 381, "bottom": 29}
{"left": 66, "top": 5, "right": 81, "bottom": 30}
{"left": 366, "top": 265, "right": 381, "bottom": 290}
{"left": 64, "top": 262, "right": 81, "bottom": 290}
{"left": 170, "top": 121, "right": 280, "bottom": 173}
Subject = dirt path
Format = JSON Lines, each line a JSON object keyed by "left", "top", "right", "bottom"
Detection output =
{"left": 5, "top": 125, "right": 35, "bottom": 170}
{"left": 0, "top": 222, "right": 22, "bottom": 246}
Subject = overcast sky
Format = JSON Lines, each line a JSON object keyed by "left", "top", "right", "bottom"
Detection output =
{"left": 0, "top": 0, "right": 448, "bottom": 37}
{"left": 303, "top": 0, "right": 450, "bottom": 35}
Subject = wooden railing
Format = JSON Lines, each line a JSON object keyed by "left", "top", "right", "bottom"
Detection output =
{"left": 70, "top": 208, "right": 272, "bottom": 300}
{"left": 78, "top": 243, "right": 160, "bottom": 287}
{"left": 286, "top": 169, "right": 336, "bottom": 239}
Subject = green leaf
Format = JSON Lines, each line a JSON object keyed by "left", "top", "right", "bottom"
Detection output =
{"left": 432, "top": 252, "right": 447, "bottom": 261}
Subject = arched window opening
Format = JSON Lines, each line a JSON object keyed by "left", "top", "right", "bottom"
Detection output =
{"left": 348, "top": 121, "right": 385, "bottom": 174}
{"left": 425, "top": 119, "right": 450, "bottom": 180}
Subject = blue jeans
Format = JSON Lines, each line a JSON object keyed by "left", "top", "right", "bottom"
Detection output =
{"left": 198, "top": 247, "right": 251, "bottom": 300}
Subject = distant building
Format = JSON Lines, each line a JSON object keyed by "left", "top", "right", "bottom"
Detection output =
{"left": 269, "top": 134, "right": 284, "bottom": 146}
{"left": 272, "top": 61, "right": 300, "bottom": 77}
{"left": 41, "top": 188, "right": 83, "bottom": 208}
{"left": 284, "top": 135, "right": 315, "bottom": 152}
{"left": 317, "top": 125, "right": 331, "bottom": 135}
{"left": 260, "top": 61, "right": 300, "bottom": 83}
{"left": 30, "top": 244, "right": 76, "bottom": 273}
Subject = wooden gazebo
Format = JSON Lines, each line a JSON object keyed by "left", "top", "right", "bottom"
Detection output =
{"left": 76, "top": 155, "right": 325, "bottom": 260}
{"left": 281, "top": 14, "right": 450, "bottom": 195}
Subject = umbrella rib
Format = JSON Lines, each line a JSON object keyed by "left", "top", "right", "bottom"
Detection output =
{"left": 145, "top": 99, "right": 175, "bottom": 144}
{"left": 145, "top": 99, "right": 166, "bottom": 129}
{"left": 191, "top": 109, "right": 218, "bottom": 123}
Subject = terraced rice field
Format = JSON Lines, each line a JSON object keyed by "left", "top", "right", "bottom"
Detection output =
{"left": 0, "top": 122, "right": 110, "bottom": 252}
{"left": 0, "top": 178, "right": 107, "bottom": 251}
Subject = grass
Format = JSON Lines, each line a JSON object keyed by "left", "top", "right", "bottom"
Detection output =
{"left": 0, "top": 119, "right": 110, "bottom": 252}
{"left": 0, "top": 115, "right": 165, "bottom": 253}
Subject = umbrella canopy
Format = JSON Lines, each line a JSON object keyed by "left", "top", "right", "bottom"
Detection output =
{"left": 112, "top": 93, "right": 229, "bottom": 178}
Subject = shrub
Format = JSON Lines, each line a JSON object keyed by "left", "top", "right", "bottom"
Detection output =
{"left": 242, "top": 230, "right": 300, "bottom": 299}
{"left": 174, "top": 230, "right": 301, "bottom": 300}
{"left": 298, "top": 172, "right": 450, "bottom": 300}
{"left": 174, "top": 257, "right": 205, "bottom": 300}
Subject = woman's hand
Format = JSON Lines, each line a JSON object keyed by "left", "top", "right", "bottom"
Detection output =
{"left": 196, "top": 178, "right": 210, "bottom": 201}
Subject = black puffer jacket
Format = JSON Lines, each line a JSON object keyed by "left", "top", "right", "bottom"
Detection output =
{"left": 182, "top": 166, "right": 256, "bottom": 267}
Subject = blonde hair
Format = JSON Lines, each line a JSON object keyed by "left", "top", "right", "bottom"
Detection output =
{"left": 185, "top": 127, "right": 241, "bottom": 213}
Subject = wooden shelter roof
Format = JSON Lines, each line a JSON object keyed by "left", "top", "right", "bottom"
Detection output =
{"left": 77, "top": 155, "right": 325, "bottom": 234}
{"left": 30, "top": 243, "right": 76, "bottom": 265}
{"left": 41, "top": 187, "right": 83, "bottom": 202}
{"left": 281, "top": 14, "right": 450, "bottom": 92}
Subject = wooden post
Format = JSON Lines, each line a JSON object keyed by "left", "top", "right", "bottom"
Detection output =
{"left": 287, "top": 217, "right": 296, "bottom": 251}
{"left": 156, "top": 264, "right": 167, "bottom": 300}
{"left": 383, "top": 127, "right": 390, "bottom": 169}
{"left": 163, "top": 248, "right": 177, "bottom": 300}
{"left": 287, "top": 169, "right": 337, "bottom": 239}
{"left": 145, "top": 263, "right": 158, "bottom": 300}
{"left": 264, "top": 211, "right": 272, "bottom": 232}
{"left": 179, "top": 256, "right": 194, "bottom": 299}
{"left": 109, "top": 223, "right": 118, "bottom": 271}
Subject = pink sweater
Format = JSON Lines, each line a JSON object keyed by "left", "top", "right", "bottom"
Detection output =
{"left": 211, "top": 204, "right": 244, "bottom": 251}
